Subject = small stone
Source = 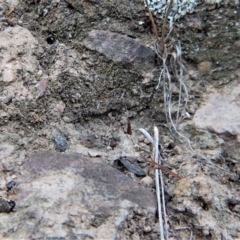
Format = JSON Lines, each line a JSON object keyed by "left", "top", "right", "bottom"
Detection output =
{"left": 54, "top": 135, "right": 68, "bottom": 152}
{"left": 88, "top": 150, "right": 101, "bottom": 157}
{"left": 35, "top": 80, "right": 48, "bottom": 98}
{"left": 0, "top": 198, "right": 15, "bottom": 213}
{"left": 62, "top": 116, "right": 71, "bottom": 123}
{"left": 46, "top": 35, "right": 55, "bottom": 44}
{"left": 37, "top": 70, "right": 43, "bottom": 76}
{"left": 197, "top": 61, "right": 212, "bottom": 74}
{"left": 6, "top": 180, "right": 16, "bottom": 191}
{"left": 144, "top": 225, "right": 152, "bottom": 233}
{"left": 140, "top": 176, "right": 154, "bottom": 187}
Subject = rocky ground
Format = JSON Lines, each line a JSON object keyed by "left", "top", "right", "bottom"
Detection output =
{"left": 0, "top": 0, "right": 240, "bottom": 239}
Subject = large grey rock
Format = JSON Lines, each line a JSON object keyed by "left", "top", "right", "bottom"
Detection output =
{"left": 84, "top": 30, "right": 156, "bottom": 73}
{"left": 1, "top": 151, "right": 157, "bottom": 239}
{"left": 0, "top": 25, "right": 38, "bottom": 93}
{"left": 193, "top": 84, "right": 240, "bottom": 136}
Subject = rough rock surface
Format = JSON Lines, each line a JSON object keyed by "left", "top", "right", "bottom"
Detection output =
{"left": 193, "top": 84, "right": 240, "bottom": 136}
{"left": 84, "top": 30, "right": 156, "bottom": 73}
{"left": 0, "top": 151, "right": 156, "bottom": 239}
{"left": 0, "top": 0, "right": 240, "bottom": 239}
{"left": 0, "top": 25, "right": 37, "bottom": 101}
{"left": 171, "top": 176, "right": 240, "bottom": 240}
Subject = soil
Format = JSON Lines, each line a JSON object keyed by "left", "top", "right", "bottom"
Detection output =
{"left": 0, "top": 0, "right": 240, "bottom": 239}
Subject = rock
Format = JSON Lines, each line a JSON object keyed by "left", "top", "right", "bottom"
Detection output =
{"left": 193, "top": 84, "right": 240, "bottom": 136}
{"left": 115, "top": 156, "right": 146, "bottom": 177}
{"left": 35, "top": 80, "right": 48, "bottom": 98}
{"left": 88, "top": 150, "right": 102, "bottom": 157}
{"left": 140, "top": 176, "right": 154, "bottom": 187}
{"left": 6, "top": 180, "right": 16, "bottom": 191}
{"left": 0, "top": 151, "right": 156, "bottom": 239}
{"left": 0, "top": 198, "right": 15, "bottom": 213}
{"left": 197, "top": 61, "right": 212, "bottom": 74}
{"left": 170, "top": 175, "right": 240, "bottom": 240}
{"left": 0, "top": 25, "right": 37, "bottom": 99}
{"left": 83, "top": 30, "right": 155, "bottom": 73}
{"left": 0, "top": 0, "right": 239, "bottom": 239}
{"left": 54, "top": 135, "right": 68, "bottom": 152}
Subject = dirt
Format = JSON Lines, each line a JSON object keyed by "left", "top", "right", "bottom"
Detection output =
{"left": 0, "top": 0, "right": 240, "bottom": 239}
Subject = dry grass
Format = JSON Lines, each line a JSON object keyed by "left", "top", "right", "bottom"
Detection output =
{"left": 145, "top": 0, "right": 192, "bottom": 149}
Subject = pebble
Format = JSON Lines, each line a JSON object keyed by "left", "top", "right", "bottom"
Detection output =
{"left": 140, "top": 176, "right": 154, "bottom": 187}
{"left": 37, "top": 70, "right": 43, "bottom": 77}
{"left": 0, "top": 198, "right": 15, "bottom": 213}
{"left": 54, "top": 135, "right": 68, "bottom": 152}
{"left": 144, "top": 225, "right": 152, "bottom": 233}
{"left": 197, "top": 61, "right": 212, "bottom": 74}
{"left": 35, "top": 80, "right": 48, "bottom": 98}
{"left": 46, "top": 35, "right": 55, "bottom": 44}
{"left": 6, "top": 180, "right": 16, "bottom": 191}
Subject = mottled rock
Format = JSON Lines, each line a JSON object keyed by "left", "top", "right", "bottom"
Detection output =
{"left": 0, "top": 152, "right": 156, "bottom": 239}
{"left": 171, "top": 176, "right": 239, "bottom": 240}
{"left": 54, "top": 135, "right": 68, "bottom": 152}
{"left": 0, "top": 25, "right": 37, "bottom": 99}
{"left": 193, "top": 84, "right": 240, "bottom": 136}
{"left": 84, "top": 30, "right": 155, "bottom": 73}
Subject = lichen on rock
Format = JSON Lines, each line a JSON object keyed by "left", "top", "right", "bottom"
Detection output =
{"left": 145, "top": 0, "right": 239, "bottom": 20}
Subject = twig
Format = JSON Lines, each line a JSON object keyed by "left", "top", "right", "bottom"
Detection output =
{"left": 146, "top": 157, "right": 181, "bottom": 180}
{"left": 144, "top": 0, "right": 159, "bottom": 41}
{"left": 145, "top": 1, "right": 191, "bottom": 147}
{"left": 161, "top": 0, "right": 173, "bottom": 54}
{"left": 5, "top": 4, "right": 18, "bottom": 17}
{"left": 127, "top": 118, "right": 132, "bottom": 135}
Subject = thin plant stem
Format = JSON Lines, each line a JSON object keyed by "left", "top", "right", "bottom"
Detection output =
{"left": 161, "top": 0, "right": 174, "bottom": 54}
{"left": 153, "top": 126, "right": 165, "bottom": 240}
